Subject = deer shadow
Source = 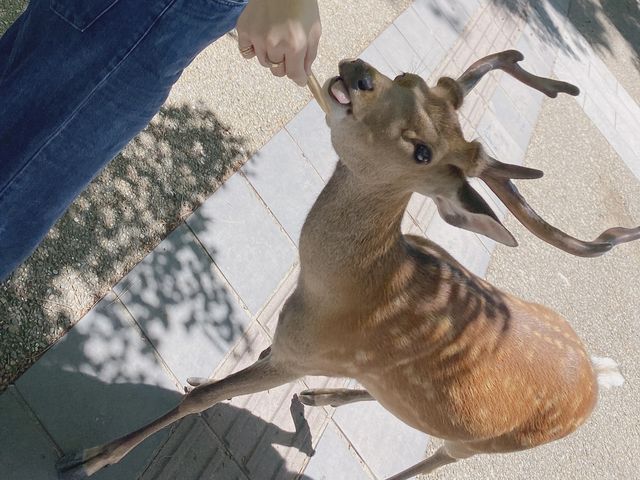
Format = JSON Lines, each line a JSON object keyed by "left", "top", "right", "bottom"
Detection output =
{"left": 6, "top": 299, "right": 315, "bottom": 480}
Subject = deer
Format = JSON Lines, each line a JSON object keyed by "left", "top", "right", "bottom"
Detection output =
{"left": 57, "top": 50, "right": 635, "bottom": 479}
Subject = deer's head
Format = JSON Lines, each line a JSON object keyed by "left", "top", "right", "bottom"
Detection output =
{"left": 323, "top": 50, "right": 640, "bottom": 257}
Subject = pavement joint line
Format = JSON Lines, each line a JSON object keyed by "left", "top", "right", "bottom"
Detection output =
{"left": 284, "top": 117, "right": 328, "bottom": 182}
{"left": 9, "top": 384, "right": 65, "bottom": 457}
{"left": 184, "top": 219, "right": 254, "bottom": 321}
{"left": 196, "top": 414, "right": 256, "bottom": 480}
{"left": 236, "top": 168, "right": 300, "bottom": 250}
{"left": 251, "top": 261, "right": 300, "bottom": 335}
{"left": 295, "top": 412, "right": 334, "bottom": 477}
{"left": 328, "top": 417, "right": 379, "bottom": 479}
{"left": 112, "top": 291, "right": 185, "bottom": 392}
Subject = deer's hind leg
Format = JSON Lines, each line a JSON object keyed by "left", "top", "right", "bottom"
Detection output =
{"left": 385, "top": 442, "right": 474, "bottom": 479}
{"left": 298, "top": 388, "right": 374, "bottom": 407}
{"left": 57, "top": 352, "right": 298, "bottom": 479}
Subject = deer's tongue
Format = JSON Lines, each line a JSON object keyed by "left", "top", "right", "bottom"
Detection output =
{"left": 330, "top": 79, "right": 351, "bottom": 105}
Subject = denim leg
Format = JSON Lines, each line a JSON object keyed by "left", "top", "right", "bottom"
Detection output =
{"left": 0, "top": 0, "right": 248, "bottom": 281}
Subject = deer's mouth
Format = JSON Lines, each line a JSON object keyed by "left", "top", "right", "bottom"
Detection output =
{"left": 329, "top": 77, "right": 352, "bottom": 106}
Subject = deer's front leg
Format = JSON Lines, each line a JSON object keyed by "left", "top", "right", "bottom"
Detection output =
{"left": 299, "top": 388, "right": 374, "bottom": 407}
{"left": 56, "top": 352, "right": 298, "bottom": 479}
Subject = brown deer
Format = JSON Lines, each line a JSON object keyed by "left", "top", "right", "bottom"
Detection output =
{"left": 58, "top": 50, "right": 633, "bottom": 479}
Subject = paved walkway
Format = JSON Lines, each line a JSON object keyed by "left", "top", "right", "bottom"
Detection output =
{"left": 2, "top": 1, "right": 639, "bottom": 479}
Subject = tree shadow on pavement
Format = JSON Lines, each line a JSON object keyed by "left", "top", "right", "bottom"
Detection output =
{"left": 490, "top": 0, "right": 640, "bottom": 71}
{"left": 8, "top": 368, "right": 316, "bottom": 479}
{"left": 4, "top": 292, "right": 316, "bottom": 479}
{"left": 0, "top": 103, "right": 248, "bottom": 389}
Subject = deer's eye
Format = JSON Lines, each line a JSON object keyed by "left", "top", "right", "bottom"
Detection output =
{"left": 414, "top": 143, "right": 432, "bottom": 164}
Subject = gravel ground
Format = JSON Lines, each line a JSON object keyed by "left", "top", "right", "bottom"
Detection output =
{"left": 0, "top": 0, "right": 24, "bottom": 34}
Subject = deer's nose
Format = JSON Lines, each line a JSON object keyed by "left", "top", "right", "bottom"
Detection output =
{"left": 339, "top": 59, "right": 374, "bottom": 91}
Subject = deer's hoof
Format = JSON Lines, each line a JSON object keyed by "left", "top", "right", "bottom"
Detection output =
{"left": 56, "top": 452, "right": 90, "bottom": 480}
{"left": 298, "top": 389, "right": 337, "bottom": 407}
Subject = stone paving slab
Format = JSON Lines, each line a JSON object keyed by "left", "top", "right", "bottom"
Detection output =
{"left": 140, "top": 415, "right": 249, "bottom": 480}
{"left": 113, "top": 224, "right": 251, "bottom": 384}
{"left": 285, "top": 101, "right": 338, "bottom": 183}
{"left": 14, "top": 293, "right": 182, "bottom": 480}
{"left": 242, "top": 130, "right": 326, "bottom": 246}
{"left": 0, "top": 386, "right": 60, "bottom": 480}
{"left": 393, "top": 7, "right": 446, "bottom": 77}
{"left": 332, "top": 401, "right": 430, "bottom": 479}
{"left": 303, "top": 423, "right": 373, "bottom": 480}
{"left": 186, "top": 172, "right": 297, "bottom": 315}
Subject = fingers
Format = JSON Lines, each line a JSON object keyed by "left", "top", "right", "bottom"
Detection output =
{"left": 237, "top": 30, "right": 256, "bottom": 60}
{"left": 285, "top": 44, "right": 308, "bottom": 86}
{"left": 304, "top": 24, "right": 321, "bottom": 76}
{"left": 240, "top": 40, "right": 308, "bottom": 86}
{"left": 270, "top": 59, "right": 286, "bottom": 78}
{"left": 235, "top": 0, "right": 321, "bottom": 86}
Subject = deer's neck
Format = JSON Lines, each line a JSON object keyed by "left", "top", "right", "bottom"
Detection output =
{"left": 299, "top": 161, "right": 411, "bottom": 299}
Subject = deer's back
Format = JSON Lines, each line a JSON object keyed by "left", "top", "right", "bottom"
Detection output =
{"left": 348, "top": 235, "right": 599, "bottom": 450}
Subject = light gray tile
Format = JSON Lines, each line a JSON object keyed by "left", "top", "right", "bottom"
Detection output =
{"left": 393, "top": 8, "right": 446, "bottom": 78}
{"left": 458, "top": 0, "right": 483, "bottom": 18}
{"left": 114, "top": 225, "right": 251, "bottom": 383}
{"left": 516, "top": 26, "right": 553, "bottom": 77}
{"left": 451, "top": 40, "right": 476, "bottom": 73}
{"left": 359, "top": 44, "right": 395, "bottom": 78}
{"left": 614, "top": 83, "right": 640, "bottom": 122}
{"left": 303, "top": 423, "right": 371, "bottom": 480}
{"left": 286, "top": 101, "right": 338, "bottom": 181}
{"left": 553, "top": 60, "right": 587, "bottom": 108}
{"left": 16, "top": 294, "right": 181, "bottom": 480}
{"left": 333, "top": 400, "right": 430, "bottom": 479}
{"left": 243, "top": 130, "right": 325, "bottom": 246}
{"left": 430, "top": 0, "right": 472, "bottom": 29}
{"left": 373, "top": 24, "right": 421, "bottom": 76}
{"left": 476, "top": 108, "right": 525, "bottom": 165}
{"left": 608, "top": 134, "right": 640, "bottom": 182}
{"left": 141, "top": 416, "right": 248, "bottom": 480}
{"left": 614, "top": 107, "right": 640, "bottom": 156}
{"left": 489, "top": 86, "right": 534, "bottom": 152}
{"left": 205, "top": 383, "right": 325, "bottom": 480}
{"left": 584, "top": 90, "right": 617, "bottom": 127}
{"left": 187, "top": 173, "right": 297, "bottom": 315}
{"left": 402, "top": 210, "right": 421, "bottom": 236}
{"left": 587, "top": 58, "right": 619, "bottom": 96}
{"left": 498, "top": 74, "right": 544, "bottom": 126}
{"left": 407, "top": 193, "right": 437, "bottom": 234}
{"left": 425, "top": 213, "right": 492, "bottom": 277}
{"left": 0, "top": 387, "right": 60, "bottom": 480}
{"left": 412, "top": 0, "right": 461, "bottom": 51}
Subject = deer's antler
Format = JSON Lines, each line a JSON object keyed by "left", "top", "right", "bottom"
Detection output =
{"left": 457, "top": 50, "right": 580, "bottom": 98}
{"left": 478, "top": 155, "right": 640, "bottom": 257}
{"left": 453, "top": 51, "right": 640, "bottom": 256}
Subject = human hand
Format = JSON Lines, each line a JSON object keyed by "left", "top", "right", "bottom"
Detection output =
{"left": 236, "top": 0, "right": 321, "bottom": 86}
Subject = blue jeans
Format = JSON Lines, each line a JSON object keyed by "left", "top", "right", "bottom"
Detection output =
{"left": 0, "top": 0, "right": 247, "bottom": 281}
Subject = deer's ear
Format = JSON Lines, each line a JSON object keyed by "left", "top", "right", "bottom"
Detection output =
{"left": 434, "top": 180, "right": 517, "bottom": 247}
{"left": 434, "top": 77, "right": 464, "bottom": 109}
